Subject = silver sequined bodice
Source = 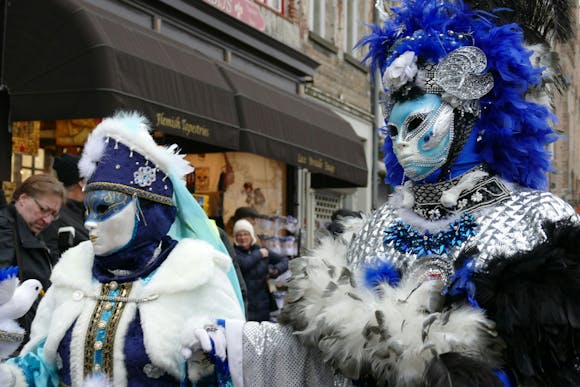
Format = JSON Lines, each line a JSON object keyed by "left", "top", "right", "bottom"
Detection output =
{"left": 347, "top": 185, "right": 579, "bottom": 276}
{"left": 242, "top": 322, "right": 352, "bottom": 386}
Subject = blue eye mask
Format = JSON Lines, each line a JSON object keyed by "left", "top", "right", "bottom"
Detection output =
{"left": 85, "top": 190, "right": 132, "bottom": 222}
{"left": 388, "top": 94, "right": 454, "bottom": 181}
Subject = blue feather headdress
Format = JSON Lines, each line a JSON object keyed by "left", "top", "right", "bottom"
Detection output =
{"left": 359, "top": 0, "right": 564, "bottom": 189}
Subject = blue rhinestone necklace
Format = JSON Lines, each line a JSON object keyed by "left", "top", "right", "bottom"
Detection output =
{"left": 383, "top": 213, "right": 478, "bottom": 256}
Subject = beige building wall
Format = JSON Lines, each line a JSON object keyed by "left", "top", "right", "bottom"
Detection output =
{"left": 256, "top": 0, "right": 373, "bottom": 119}
{"left": 551, "top": 3, "right": 580, "bottom": 210}
{"left": 257, "top": 0, "right": 376, "bottom": 212}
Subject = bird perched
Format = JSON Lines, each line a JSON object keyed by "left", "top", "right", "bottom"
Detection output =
{"left": 0, "top": 266, "right": 43, "bottom": 359}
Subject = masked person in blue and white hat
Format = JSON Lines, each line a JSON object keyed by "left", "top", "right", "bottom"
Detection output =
{"left": 0, "top": 111, "right": 245, "bottom": 386}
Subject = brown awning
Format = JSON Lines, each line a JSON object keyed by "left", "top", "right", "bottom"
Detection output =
{"left": 4, "top": 0, "right": 367, "bottom": 187}
{"left": 5, "top": 0, "right": 239, "bottom": 150}
{"left": 219, "top": 65, "right": 368, "bottom": 187}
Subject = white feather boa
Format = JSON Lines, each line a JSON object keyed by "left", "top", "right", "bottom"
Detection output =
{"left": 280, "top": 235, "right": 501, "bottom": 385}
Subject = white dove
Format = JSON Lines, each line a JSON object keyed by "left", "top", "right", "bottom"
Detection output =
{"left": 0, "top": 266, "right": 43, "bottom": 359}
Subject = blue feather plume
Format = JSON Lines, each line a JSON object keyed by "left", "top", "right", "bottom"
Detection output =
{"left": 444, "top": 257, "right": 479, "bottom": 308}
{"left": 0, "top": 266, "right": 18, "bottom": 282}
{"left": 358, "top": 0, "right": 559, "bottom": 189}
{"left": 364, "top": 261, "right": 401, "bottom": 289}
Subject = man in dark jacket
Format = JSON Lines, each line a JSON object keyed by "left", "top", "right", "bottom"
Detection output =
{"left": 233, "top": 219, "right": 288, "bottom": 322}
{"left": 0, "top": 173, "right": 66, "bottom": 337}
{"left": 40, "top": 154, "right": 88, "bottom": 258}
{"left": 0, "top": 186, "right": 6, "bottom": 209}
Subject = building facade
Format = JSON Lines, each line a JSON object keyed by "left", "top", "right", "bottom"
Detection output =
{"left": 254, "top": 0, "right": 380, "bottom": 246}
{"left": 551, "top": 2, "right": 580, "bottom": 212}
{"left": 1, "top": 0, "right": 378, "bottom": 252}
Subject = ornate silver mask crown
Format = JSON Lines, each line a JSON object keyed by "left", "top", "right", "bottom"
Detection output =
{"left": 381, "top": 46, "right": 494, "bottom": 118}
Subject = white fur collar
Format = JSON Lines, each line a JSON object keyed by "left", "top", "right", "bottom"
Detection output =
{"left": 52, "top": 239, "right": 232, "bottom": 293}
{"left": 51, "top": 241, "right": 95, "bottom": 292}
{"left": 145, "top": 238, "right": 231, "bottom": 295}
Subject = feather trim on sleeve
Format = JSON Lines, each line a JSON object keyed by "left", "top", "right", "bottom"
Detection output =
{"left": 472, "top": 219, "right": 580, "bottom": 386}
{"left": 279, "top": 235, "right": 504, "bottom": 386}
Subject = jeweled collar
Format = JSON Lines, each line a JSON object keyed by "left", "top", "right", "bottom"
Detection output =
{"left": 400, "top": 165, "right": 511, "bottom": 221}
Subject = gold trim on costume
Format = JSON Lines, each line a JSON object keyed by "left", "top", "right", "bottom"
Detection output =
{"left": 103, "top": 282, "right": 132, "bottom": 375}
{"left": 83, "top": 282, "right": 133, "bottom": 378}
{"left": 0, "top": 330, "right": 24, "bottom": 343}
{"left": 85, "top": 182, "right": 174, "bottom": 206}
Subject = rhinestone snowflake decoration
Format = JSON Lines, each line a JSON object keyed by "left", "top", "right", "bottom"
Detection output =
{"left": 133, "top": 166, "right": 157, "bottom": 187}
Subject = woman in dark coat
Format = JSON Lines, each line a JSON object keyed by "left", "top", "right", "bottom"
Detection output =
{"left": 233, "top": 219, "right": 288, "bottom": 322}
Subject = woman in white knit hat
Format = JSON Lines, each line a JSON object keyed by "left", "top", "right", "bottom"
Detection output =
{"left": 233, "top": 219, "right": 287, "bottom": 322}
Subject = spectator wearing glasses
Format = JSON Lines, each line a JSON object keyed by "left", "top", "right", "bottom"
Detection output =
{"left": 41, "top": 154, "right": 88, "bottom": 258}
{"left": 0, "top": 173, "right": 66, "bottom": 337}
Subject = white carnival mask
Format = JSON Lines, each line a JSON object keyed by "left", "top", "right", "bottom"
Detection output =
{"left": 84, "top": 190, "right": 138, "bottom": 256}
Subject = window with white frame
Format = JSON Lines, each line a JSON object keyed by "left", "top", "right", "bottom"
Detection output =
{"left": 308, "top": 1, "right": 326, "bottom": 37}
{"left": 12, "top": 149, "right": 46, "bottom": 185}
{"left": 255, "top": 0, "right": 287, "bottom": 15}
{"left": 343, "top": 0, "right": 359, "bottom": 55}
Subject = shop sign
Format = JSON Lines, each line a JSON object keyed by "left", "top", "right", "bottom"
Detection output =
{"left": 12, "top": 121, "right": 40, "bottom": 155}
{"left": 202, "top": 0, "right": 266, "bottom": 31}
{"left": 2, "top": 181, "right": 15, "bottom": 203}
{"left": 297, "top": 153, "right": 336, "bottom": 175}
{"left": 155, "top": 112, "right": 210, "bottom": 138}
{"left": 56, "top": 118, "right": 101, "bottom": 147}
{"left": 193, "top": 193, "right": 212, "bottom": 215}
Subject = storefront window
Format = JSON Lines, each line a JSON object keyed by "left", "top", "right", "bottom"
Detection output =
{"left": 11, "top": 120, "right": 44, "bottom": 185}
{"left": 185, "top": 152, "right": 287, "bottom": 235}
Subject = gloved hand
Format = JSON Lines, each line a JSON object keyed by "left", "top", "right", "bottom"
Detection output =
{"left": 181, "top": 324, "right": 227, "bottom": 361}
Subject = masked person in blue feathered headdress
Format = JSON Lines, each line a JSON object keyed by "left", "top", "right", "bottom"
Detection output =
{"left": 0, "top": 111, "right": 245, "bottom": 386}
{"left": 197, "top": 1, "right": 580, "bottom": 386}
{"left": 277, "top": 0, "right": 580, "bottom": 385}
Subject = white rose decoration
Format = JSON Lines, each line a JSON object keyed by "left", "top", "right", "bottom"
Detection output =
{"left": 382, "top": 51, "right": 418, "bottom": 91}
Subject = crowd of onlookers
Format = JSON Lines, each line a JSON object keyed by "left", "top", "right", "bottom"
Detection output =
{"left": 0, "top": 157, "right": 363, "bottom": 331}
{"left": 0, "top": 155, "right": 289, "bottom": 332}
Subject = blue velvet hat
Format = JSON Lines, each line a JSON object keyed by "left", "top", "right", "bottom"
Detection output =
{"left": 84, "top": 137, "right": 175, "bottom": 206}
{"left": 79, "top": 112, "right": 186, "bottom": 205}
